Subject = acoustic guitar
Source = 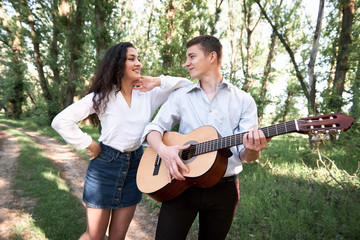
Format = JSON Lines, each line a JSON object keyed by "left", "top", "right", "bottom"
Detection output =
{"left": 136, "top": 113, "right": 354, "bottom": 202}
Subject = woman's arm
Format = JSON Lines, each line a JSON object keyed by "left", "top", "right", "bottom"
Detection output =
{"left": 51, "top": 93, "right": 95, "bottom": 150}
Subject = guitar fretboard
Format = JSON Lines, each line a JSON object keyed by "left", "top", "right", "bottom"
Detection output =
{"left": 194, "top": 120, "right": 298, "bottom": 156}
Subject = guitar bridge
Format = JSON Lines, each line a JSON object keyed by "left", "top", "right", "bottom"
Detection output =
{"left": 153, "top": 155, "right": 161, "bottom": 176}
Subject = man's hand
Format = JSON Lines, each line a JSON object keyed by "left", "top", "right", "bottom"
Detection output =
{"left": 241, "top": 128, "right": 271, "bottom": 163}
{"left": 86, "top": 140, "right": 101, "bottom": 160}
{"left": 158, "top": 144, "right": 190, "bottom": 183}
{"left": 146, "top": 131, "right": 190, "bottom": 183}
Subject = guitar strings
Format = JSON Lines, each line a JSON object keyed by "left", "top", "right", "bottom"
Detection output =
{"left": 194, "top": 120, "right": 298, "bottom": 155}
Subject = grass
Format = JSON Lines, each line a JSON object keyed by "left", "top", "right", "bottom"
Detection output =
{"left": 229, "top": 134, "right": 360, "bottom": 240}
{"left": 0, "top": 120, "right": 87, "bottom": 239}
{"left": 1, "top": 114, "right": 359, "bottom": 239}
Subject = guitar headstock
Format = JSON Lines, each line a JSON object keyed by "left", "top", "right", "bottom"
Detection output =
{"left": 297, "top": 113, "right": 354, "bottom": 138}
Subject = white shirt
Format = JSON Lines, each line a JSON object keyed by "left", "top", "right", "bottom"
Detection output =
{"left": 51, "top": 75, "right": 192, "bottom": 152}
{"left": 142, "top": 78, "right": 258, "bottom": 176}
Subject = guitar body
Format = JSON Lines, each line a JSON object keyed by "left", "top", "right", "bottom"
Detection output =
{"left": 137, "top": 126, "right": 229, "bottom": 202}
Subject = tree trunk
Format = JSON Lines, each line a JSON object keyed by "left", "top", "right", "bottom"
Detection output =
{"left": 255, "top": 0, "right": 310, "bottom": 103}
{"left": 228, "top": 0, "right": 238, "bottom": 83}
{"left": 0, "top": 4, "right": 25, "bottom": 119}
{"left": 258, "top": 0, "right": 283, "bottom": 122}
{"left": 350, "top": 53, "right": 360, "bottom": 120}
{"left": 50, "top": 1, "right": 60, "bottom": 85}
{"left": 49, "top": 0, "right": 60, "bottom": 84}
{"left": 307, "top": 0, "right": 325, "bottom": 115}
{"left": 64, "top": 0, "right": 84, "bottom": 107}
{"left": 241, "top": 0, "right": 261, "bottom": 92}
{"left": 210, "top": 0, "right": 224, "bottom": 35}
{"left": 161, "top": 0, "right": 175, "bottom": 71}
{"left": 144, "top": 0, "right": 155, "bottom": 56}
{"left": 22, "top": 0, "right": 53, "bottom": 103}
{"left": 94, "top": 0, "right": 113, "bottom": 61}
{"left": 329, "top": 0, "right": 354, "bottom": 112}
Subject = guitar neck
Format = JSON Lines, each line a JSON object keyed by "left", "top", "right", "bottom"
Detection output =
{"left": 194, "top": 120, "right": 298, "bottom": 155}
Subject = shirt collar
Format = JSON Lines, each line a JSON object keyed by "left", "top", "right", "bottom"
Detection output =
{"left": 187, "top": 77, "right": 231, "bottom": 93}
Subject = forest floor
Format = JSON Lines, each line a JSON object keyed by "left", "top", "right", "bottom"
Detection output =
{"left": 0, "top": 124, "right": 158, "bottom": 240}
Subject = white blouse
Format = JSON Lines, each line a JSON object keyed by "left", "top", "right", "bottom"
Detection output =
{"left": 51, "top": 75, "right": 191, "bottom": 152}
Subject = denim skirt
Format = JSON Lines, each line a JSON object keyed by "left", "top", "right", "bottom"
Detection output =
{"left": 83, "top": 142, "right": 143, "bottom": 209}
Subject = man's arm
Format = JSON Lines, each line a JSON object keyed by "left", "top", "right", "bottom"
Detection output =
{"left": 146, "top": 131, "right": 189, "bottom": 182}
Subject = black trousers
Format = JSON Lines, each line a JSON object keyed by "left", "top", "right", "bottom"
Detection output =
{"left": 155, "top": 178, "right": 240, "bottom": 240}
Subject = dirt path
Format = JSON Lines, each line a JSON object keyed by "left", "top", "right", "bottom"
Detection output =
{"left": 0, "top": 129, "right": 20, "bottom": 240}
{"left": 0, "top": 124, "right": 157, "bottom": 240}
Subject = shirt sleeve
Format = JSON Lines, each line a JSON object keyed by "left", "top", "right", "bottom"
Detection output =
{"left": 51, "top": 93, "right": 96, "bottom": 150}
{"left": 141, "top": 89, "right": 182, "bottom": 145}
{"left": 150, "top": 75, "right": 192, "bottom": 113}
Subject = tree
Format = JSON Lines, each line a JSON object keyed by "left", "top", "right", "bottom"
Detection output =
{"left": 0, "top": 2, "right": 26, "bottom": 119}
{"left": 155, "top": 0, "right": 212, "bottom": 76}
{"left": 209, "top": 0, "right": 224, "bottom": 35}
{"left": 59, "top": 0, "right": 86, "bottom": 108}
{"left": 257, "top": 0, "right": 283, "bottom": 122}
{"left": 255, "top": 0, "right": 326, "bottom": 116}
{"left": 93, "top": 0, "right": 114, "bottom": 61}
{"left": 328, "top": 0, "right": 355, "bottom": 112}
{"left": 307, "top": 0, "right": 325, "bottom": 114}
{"left": 240, "top": 0, "right": 261, "bottom": 93}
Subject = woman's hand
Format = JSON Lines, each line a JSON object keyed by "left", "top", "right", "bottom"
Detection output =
{"left": 86, "top": 140, "right": 101, "bottom": 160}
{"left": 133, "top": 76, "right": 161, "bottom": 92}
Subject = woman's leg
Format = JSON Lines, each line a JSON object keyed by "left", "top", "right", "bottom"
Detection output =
{"left": 107, "top": 205, "right": 137, "bottom": 240}
{"left": 79, "top": 206, "right": 111, "bottom": 240}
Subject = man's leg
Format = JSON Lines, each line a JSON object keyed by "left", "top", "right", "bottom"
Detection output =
{"left": 198, "top": 179, "right": 240, "bottom": 240}
{"left": 155, "top": 188, "right": 201, "bottom": 240}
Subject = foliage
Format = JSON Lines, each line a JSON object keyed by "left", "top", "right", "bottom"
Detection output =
{"left": 0, "top": 0, "right": 359, "bottom": 124}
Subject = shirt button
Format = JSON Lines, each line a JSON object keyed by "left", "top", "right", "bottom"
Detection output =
{"left": 115, "top": 198, "right": 120, "bottom": 202}
{"left": 125, "top": 153, "right": 130, "bottom": 157}
{"left": 122, "top": 171, "right": 127, "bottom": 175}
{"left": 125, "top": 161, "right": 130, "bottom": 165}
{"left": 118, "top": 187, "right": 122, "bottom": 191}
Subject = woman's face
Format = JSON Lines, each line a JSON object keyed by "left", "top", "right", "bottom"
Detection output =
{"left": 123, "top": 47, "right": 141, "bottom": 81}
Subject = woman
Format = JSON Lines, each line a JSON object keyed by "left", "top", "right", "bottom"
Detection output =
{"left": 51, "top": 42, "right": 191, "bottom": 240}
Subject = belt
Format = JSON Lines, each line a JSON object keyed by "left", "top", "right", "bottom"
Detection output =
{"left": 218, "top": 175, "right": 237, "bottom": 183}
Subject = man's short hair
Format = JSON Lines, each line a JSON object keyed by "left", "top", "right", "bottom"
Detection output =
{"left": 186, "top": 35, "right": 222, "bottom": 62}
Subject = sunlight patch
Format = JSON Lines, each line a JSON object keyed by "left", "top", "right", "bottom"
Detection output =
{"left": 42, "top": 171, "right": 70, "bottom": 192}
{"left": 9, "top": 212, "right": 47, "bottom": 240}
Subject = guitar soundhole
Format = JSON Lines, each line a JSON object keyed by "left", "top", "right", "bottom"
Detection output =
{"left": 179, "top": 141, "right": 198, "bottom": 164}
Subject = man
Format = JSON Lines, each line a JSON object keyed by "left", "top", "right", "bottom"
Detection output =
{"left": 142, "top": 35, "right": 269, "bottom": 240}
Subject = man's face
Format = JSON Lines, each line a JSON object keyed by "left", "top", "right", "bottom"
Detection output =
{"left": 184, "top": 44, "right": 210, "bottom": 79}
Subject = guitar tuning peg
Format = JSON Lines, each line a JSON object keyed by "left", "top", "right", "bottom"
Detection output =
{"left": 324, "top": 130, "right": 330, "bottom": 140}
{"left": 312, "top": 135, "right": 320, "bottom": 141}
{"left": 311, "top": 131, "right": 319, "bottom": 141}
{"left": 336, "top": 129, "right": 341, "bottom": 140}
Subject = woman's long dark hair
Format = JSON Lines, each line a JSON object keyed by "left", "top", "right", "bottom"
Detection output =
{"left": 87, "top": 42, "right": 134, "bottom": 126}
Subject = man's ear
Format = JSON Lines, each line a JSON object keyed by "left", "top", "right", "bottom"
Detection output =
{"left": 209, "top": 51, "right": 217, "bottom": 63}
